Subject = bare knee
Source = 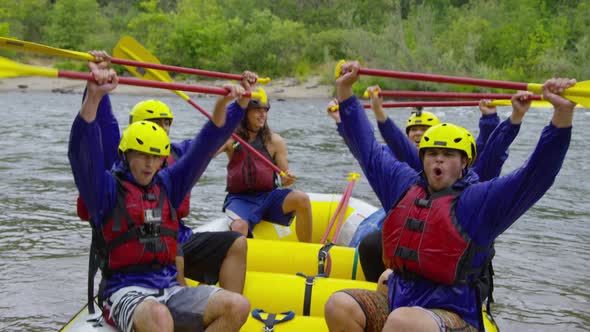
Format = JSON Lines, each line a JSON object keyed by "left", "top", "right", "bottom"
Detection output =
{"left": 326, "top": 292, "right": 355, "bottom": 316}
{"left": 285, "top": 190, "right": 310, "bottom": 210}
{"left": 293, "top": 190, "right": 310, "bottom": 209}
{"left": 385, "top": 307, "right": 418, "bottom": 330}
{"left": 228, "top": 233, "right": 247, "bottom": 255}
{"left": 230, "top": 219, "right": 249, "bottom": 236}
{"left": 133, "top": 299, "right": 173, "bottom": 331}
{"left": 219, "top": 291, "right": 250, "bottom": 319}
{"left": 325, "top": 292, "right": 365, "bottom": 331}
{"left": 224, "top": 292, "right": 250, "bottom": 325}
{"left": 210, "top": 290, "right": 250, "bottom": 323}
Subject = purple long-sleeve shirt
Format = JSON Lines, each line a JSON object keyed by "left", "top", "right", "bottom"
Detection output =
{"left": 68, "top": 100, "right": 245, "bottom": 297}
{"left": 338, "top": 96, "right": 570, "bottom": 328}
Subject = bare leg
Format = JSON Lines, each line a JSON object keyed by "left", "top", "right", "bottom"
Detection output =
{"left": 230, "top": 219, "right": 249, "bottom": 236}
{"left": 282, "top": 190, "right": 312, "bottom": 242}
{"left": 382, "top": 307, "right": 440, "bottom": 332}
{"left": 133, "top": 299, "right": 174, "bottom": 332}
{"left": 202, "top": 290, "right": 250, "bottom": 332}
{"left": 218, "top": 235, "right": 247, "bottom": 294}
{"left": 324, "top": 292, "right": 365, "bottom": 332}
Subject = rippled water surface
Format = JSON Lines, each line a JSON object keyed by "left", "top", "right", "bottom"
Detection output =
{"left": 0, "top": 91, "right": 588, "bottom": 331}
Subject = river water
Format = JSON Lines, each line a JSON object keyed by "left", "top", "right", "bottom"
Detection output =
{"left": 0, "top": 90, "right": 588, "bottom": 331}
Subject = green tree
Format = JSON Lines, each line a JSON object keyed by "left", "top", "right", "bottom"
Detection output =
{"left": 43, "top": 0, "right": 110, "bottom": 50}
{"left": 0, "top": 0, "right": 50, "bottom": 41}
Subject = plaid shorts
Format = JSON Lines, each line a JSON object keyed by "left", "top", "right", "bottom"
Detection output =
{"left": 339, "top": 289, "right": 389, "bottom": 332}
{"left": 419, "top": 307, "right": 478, "bottom": 332}
{"left": 106, "top": 285, "right": 221, "bottom": 332}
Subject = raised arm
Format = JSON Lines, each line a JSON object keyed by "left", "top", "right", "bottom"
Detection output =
{"left": 472, "top": 92, "right": 532, "bottom": 180}
{"left": 377, "top": 117, "right": 422, "bottom": 171}
{"left": 69, "top": 54, "right": 119, "bottom": 226}
{"left": 163, "top": 99, "right": 247, "bottom": 209}
{"left": 475, "top": 100, "right": 500, "bottom": 154}
{"left": 95, "top": 94, "right": 121, "bottom": 169}
{"left": 459, "top": 79, "right": 576, "bottom": 245}
{"left": 336, "top": 61, "right": 418, "bottom": 209}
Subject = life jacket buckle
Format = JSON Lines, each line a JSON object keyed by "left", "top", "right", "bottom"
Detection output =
{"left": 142, "top": 193, "right": 158, "bottom": 201}
{"left": 414, "top": 198, "right": 431, "bottom": 208}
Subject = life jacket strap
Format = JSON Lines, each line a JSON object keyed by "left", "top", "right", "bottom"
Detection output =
{"left": 87, "top": 239, "right": 99, "bottom": 314}
{"left": 404, "top": 217, "right": 425, "bottom": 232}
{"left": 394, "top": 246, "right": 419, "bottom": 261}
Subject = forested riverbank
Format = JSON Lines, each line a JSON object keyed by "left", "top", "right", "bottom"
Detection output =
{"left": 1, "top": 0, "right": 588, "bottom": 94}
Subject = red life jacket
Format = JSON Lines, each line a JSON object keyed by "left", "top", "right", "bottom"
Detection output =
{"left": 77, "top": 195, "right": 90, "bottom": 221}
{"left": 77, "top": 149, "right": 191, "bottom": 221}
{"left": 382, "top": 185, "right": 488, "bottom": 285}
{"left": 101, "top": 178, "right": 178, "bottom": 274}
{"left": 226, "top": 134, "right": 276, "bottom": 193}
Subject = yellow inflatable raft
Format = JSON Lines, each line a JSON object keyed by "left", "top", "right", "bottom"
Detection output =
{"left": 247, "top": 238, "right": 365, "bottom": 280}
{"left": 62, "top": 271, "right": 375, "bottom": 332}
{"left": 62, "top": 190, "right": 499, "bottom": 332}
{"left": 198, "top": 192, "right": 379, "bottom": 246}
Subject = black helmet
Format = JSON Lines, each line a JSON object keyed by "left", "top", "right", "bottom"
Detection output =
{"left": 246, "top": 99, "right": 271, "bottom": 111}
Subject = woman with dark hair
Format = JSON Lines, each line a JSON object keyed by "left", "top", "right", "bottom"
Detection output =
{"left": 216, "top": 72, "right": 313, "bottom": 242}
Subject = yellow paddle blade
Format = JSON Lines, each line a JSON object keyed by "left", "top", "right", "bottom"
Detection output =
{"left": 488, "top": 99, "right": 583, "bottom": 108}
{"left": 0, "top": 56, "right": 58, "bottom": 78}
{"left": 113, "top": 35, "right": 191, "bottom": 101}
{"left": 527, "top": 80, "right": 590, "bottom": 107}
{"left": 334, "top": 60, "right": 345, "bottom": 79}
{"left": 0, "top": 37, "right": 94, "bottom": 61}
{"left": 113, "top": 36, "right": 173, "bottom": 83}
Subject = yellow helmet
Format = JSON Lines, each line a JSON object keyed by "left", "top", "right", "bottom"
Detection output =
{"left": 129, "top": 100, "right": 174, "bottom": 124}
{"left": 419, "top": 123, "right": 474, "bottom": 166}
{"left": 459, "top": 127, "right": 477, "bottom": 166}
{"left": 406, "top": 111, "right": 441, "bottom": 135}
{"left": 118, "top": 121, "right": 170, "bottom": 157}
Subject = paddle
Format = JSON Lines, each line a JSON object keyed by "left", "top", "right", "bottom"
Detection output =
{"left": 328, "top": 99, "right": 559, "bottom": 112}
{"left": 0, "top": 36, "right": 271, "bottom": 84}
{"left": 0, "top": 56, "right": 267, "bottom": 102}
{"left": 374, "top": 100, "right": 564, "bottom": 108}
{"left": 112, "top": 36, "right": 287, "bottom": 178}
{"left": 335, "top": 60, "right": 590, "bottom": 107}
{"left": 363, "top": 89, "right": 543, "bottom": 101}
{"left": 330, "top": 173, "right": 360, "bottom": 244}
{"left": 320, "top": 173, "right": 360, "bottom": 245}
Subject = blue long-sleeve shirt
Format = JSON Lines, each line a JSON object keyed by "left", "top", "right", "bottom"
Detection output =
{"left": 477, "top": 113, "right": 500, "bottom": 156}
{"left": 88, "top": 91, "right": 121, "bottom": 170}
{"left": 472, "top": 117, "right": 519, "bottom": 180}
{"left": 88, "top": 94, "right": 197, "bottom": 244}
{"left": 338, "top": 96, "right": 570, "bottom": 328}
{"left": 68, "top": 100, "right": 245, "bottom": 297}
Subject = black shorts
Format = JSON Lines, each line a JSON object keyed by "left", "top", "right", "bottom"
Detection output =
{"left": 181, "top": 231, "right": 242, "bottom": 284}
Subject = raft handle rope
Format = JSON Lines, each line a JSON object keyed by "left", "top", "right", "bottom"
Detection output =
{"left": 251, "top": 309, "right": 295, "bottom": 332}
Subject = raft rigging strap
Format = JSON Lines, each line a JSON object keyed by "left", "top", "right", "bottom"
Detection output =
{"left": 317, "top": 242, "right": 335, "bottom": 276}
{"left": 296, "top": 272, "right": 326, "bottom": 316}
{"left": 251, "top": 309, "right": 295, "bottom": 332}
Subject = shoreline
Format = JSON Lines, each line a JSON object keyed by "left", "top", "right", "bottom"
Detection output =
{"left": 0, "top": 75, "right": 334, "bottom": 100}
